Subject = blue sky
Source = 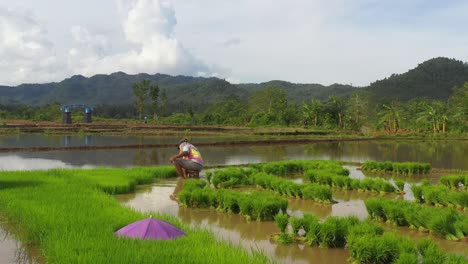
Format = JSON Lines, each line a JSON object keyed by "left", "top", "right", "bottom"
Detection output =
{"left": 0, "top": 0, "right": 467, "bottom": 86}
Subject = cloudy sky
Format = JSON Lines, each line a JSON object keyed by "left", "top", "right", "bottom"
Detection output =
{"left": 1, "top": 0, "right": 467, "bottom": 86}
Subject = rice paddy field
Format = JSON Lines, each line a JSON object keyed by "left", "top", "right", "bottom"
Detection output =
{"left": 0, "top": 160, "right": 467, "bottom": 263}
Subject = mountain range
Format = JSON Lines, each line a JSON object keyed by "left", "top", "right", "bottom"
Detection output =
{"left": 1, "top": 57, "right": 467, "bottom": 113}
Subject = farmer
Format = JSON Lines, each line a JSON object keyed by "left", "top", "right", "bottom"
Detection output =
{"left": 169, "top": 138, "right": 204, "bottom": 178}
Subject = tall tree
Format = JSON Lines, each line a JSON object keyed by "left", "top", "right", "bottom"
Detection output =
{"left": 327, "top": 95, "right": 346, "bottom": 129}
{"left": 303, "top": 99, "right": 323, "bottom": 127}
{"left": 379, "top": 101, "right": 401, "bottom": 133}
{"left": 159, "top": 88, "right": 168, "bottom": 117}
{"left": 149, "top": 84, "right": 160, "bottom": 122}
{"left": 132, "top": 80, "right": 150, "bottom": 120}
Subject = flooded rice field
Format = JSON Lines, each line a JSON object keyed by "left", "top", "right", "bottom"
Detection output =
{"left": 115, "top": 177, "right": 467, "bottom": 263}
{"left": 0, "top": 135, "right": 467, "bottom": 263}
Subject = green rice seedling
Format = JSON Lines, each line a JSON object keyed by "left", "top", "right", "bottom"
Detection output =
{"left": 350, "top": 179, "right": 362, "bottom": 190}
{"left": 360, "top": 178, "right": 375, "bottom": 191}
{"left": 417, "top": 238, "right": 447, "bottom": 264}
{"left": 365, "top": 198, "right": 386, "bottom": 221}
{"left": 275, "top": 232, "right": 294, "bottom": 244}
{"left": 274, "top": 212, "right": 289, "bottom": 233}
{"left": 300, "top": 213, "right": 317, "bottom": 234}
{"left": 394, "top": 253, "right": 419, "bottom": 264}
{"left": 347, "top": 232, "right": 401, "bottom": 264}
{"left": 411, "top": 185, "right": 424, "bottom": 203}
{"left": 206, "top": 171, "right": 213, "bottom": 183}
{"left": 190, "top": 189, "right": 212, "bottom": 208}
{"left": 212, "top": 167, "right": 249, "bottom": 189}
{"left": 0, "top": 168, "right": 271, "bottom": 264}
{"left": 381, "top": 202, "right": 408, "bottom": 226}
{"left": 318, "top": 216, "right": 355, "bottom": 248}
{"left": 182, "top": 179, "right": 207, "bottom": 191}
{"left": 440, "top": 175, "right": 467, "bottom": 190}
{"left": 238, "top": 196, "right": 254, "bottom": 219}
{"left": 362, "top": 160, "right": 431, "bottom": 175}
{"left": 347, "top": 220, "right": 384, "bottom": 238}
{"left": 301, "top": 184, "right": 333, "bottom": 203}
{"left": 428, "top": 209, "right": 463, "bottom": 240}
{"left": 395, "top": 180, "right": 405, "bottom": 192}
{"left": 442, "top": 254, "right": 468, "bottom": 264}
{"left": 303, "top": 216, "right": 321, "bottom": 246}
{"left": 290, "top": 216, "right": 302, "bottom": 236}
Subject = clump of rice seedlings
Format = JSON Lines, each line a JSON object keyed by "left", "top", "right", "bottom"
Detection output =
{"left": 301, "top": 184, "right": 333, "bottom": 203}
{"left": 417, "top": 238, "right": 447, "bottom": 264}
{"left": 318, "top": 216, "right": 358, "bottom": 248}
{"left": 347, "top": 232, "right": 401, "bottom": 264}
{"left": 205, "top": 171, "right": 213, "bottom": 183}
{"left": 212, "top": 167, "right": 249, "bottom": 188}
{"left": 394, "top": 253, "right": 419, "bottom": 264}
{"left": 289, "top": 216, "right": 303, "bottom": 236}
{"left": 411, "top": 185, "right": 424, "bottom": 203}
{"left": 303, "top": 215, "right": 321, "bottom": 246}
{"left": 413, "top": 184, "right": 467, "bottom": 209}
{"left": 428, "top": 209, "right": 464, "bottom": 240}
{"left": 347, "top": 220, "right": 384, "bottom": 238}
{"left": 365, "top": 198, "right": 467, "bottom": 240}
{"left": 362, "top": 160, "right": 431, "bottom": 175}
{"left": 440, "top": 174, "right": 467, "bottom": 190}
{"left": 395, "top": 180, "right": 405, "bottom": 192}
{"left": 273, "top": 212, "right": 294, "bottom": 244}
{"left": 274, "top": 212, "right": 289, "bottom": 233}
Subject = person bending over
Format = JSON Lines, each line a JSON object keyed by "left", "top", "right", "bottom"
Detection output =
{"left": 169, "top": 139, "right": 204, "bottom": 178}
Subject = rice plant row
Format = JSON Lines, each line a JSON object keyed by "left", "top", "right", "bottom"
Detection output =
{"left": 249, "top": 160, "right": 350, "bottom": 177}
{"left": 362, "top": 160, "right": 431, "bottom": 174}
{"left": 273, "top": 213, "right": 466, "bottom": 264}
{"left": 412, "top": 184, "right": 468, "bottom": 210}
{"left": 177, "top": 179, "right": 288, "bottom": 221}
{"left": 440, "top": 174, "right": 468, "bottom": 190}
{"left": 365, "top": 198, "right": 468, "bottom": 241}
{"left": 208, "top": 168, "right": 334, "bottom": 203}
{"left": 305, "top": 169, "right": 399, "bottom": 193}
{"left": 0, "top": 168, "right": 270, "bottom": 264}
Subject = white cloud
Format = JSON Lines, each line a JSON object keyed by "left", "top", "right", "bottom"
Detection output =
{"left": 0, "top": 7, "right": 65, "bottom": 85}
{"left": 0, "top": 0, "right": 220, "bottom": 86}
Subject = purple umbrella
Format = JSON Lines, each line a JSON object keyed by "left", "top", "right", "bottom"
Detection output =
{"left": 115, "top": 217, "right": 186, "bottom": 240}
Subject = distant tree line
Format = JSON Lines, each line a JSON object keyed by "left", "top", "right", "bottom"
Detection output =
{"left": 1, "top": 81, "right": 466, "bottom": 135}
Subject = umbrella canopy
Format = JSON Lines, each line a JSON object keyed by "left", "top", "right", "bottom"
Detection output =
{"left": 115, "top": 217, "right": 186, "bottom": 240}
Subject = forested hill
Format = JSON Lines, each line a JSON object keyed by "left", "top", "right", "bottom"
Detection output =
{"left": 367, "top": 57, "right": 468, "bottom": 102}
{"left": 0, "top": 57, "right": 467, "bottom": 109}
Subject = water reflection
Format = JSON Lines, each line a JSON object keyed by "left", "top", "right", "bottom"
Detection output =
{"left": 116, "top": 178, "right": 350, "bottom": 263}
{"left": 0, "top": 156, "right": 94, "bottom": 171}
{"left": 1, "top": 140, "right": 466, "bottom": 170}
{"left": 0, "top": 222, "right": 41, "bottom": 264}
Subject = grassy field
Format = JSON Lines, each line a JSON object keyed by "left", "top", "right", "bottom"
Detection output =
{"left": 0, "top": 167, "right": 271, "bottom": 264}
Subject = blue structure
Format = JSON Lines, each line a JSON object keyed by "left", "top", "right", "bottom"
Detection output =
{"left": 60, "top": 104, "right": 94, "bottom": 124}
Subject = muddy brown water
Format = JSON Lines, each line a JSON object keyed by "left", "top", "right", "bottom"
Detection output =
{"left": 115, "top": 177, "right": 467, "bottom": 263}
{"left": 0, "top": 137, "right": 467, "bottom": 263}
{"left": 0, "top": 221, "right": 42, "bottom": 264}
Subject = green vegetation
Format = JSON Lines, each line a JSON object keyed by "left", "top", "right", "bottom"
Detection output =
{"left": 1, "top": 57, "right": 467, "bottom": 135}
{"left": 177, "top": 179, "right": 288, "bottom": 221}
{"left": 362, "top": 160, "right": 431, "bottom": 174}
{"left": 0, "top": 167, "right": 271, "bottom": 263}
{"left": 365, "top": 198, "right": 467, "bottom": 240}
{"left": 440, "top": 174, "right": 468, "bottom": 190}
{"left": 411, "top": 184, "right": 468, "bottom": 209}
{"left": 272, "top": 213, "right": 465, "bottom": 264}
